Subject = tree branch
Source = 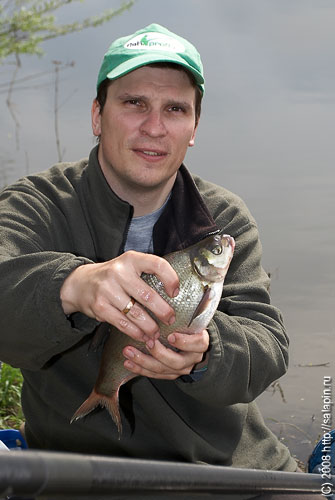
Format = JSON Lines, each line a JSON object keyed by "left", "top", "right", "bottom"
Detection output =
{"left": 6, "top": 52, "right": 21, "bottom": 150}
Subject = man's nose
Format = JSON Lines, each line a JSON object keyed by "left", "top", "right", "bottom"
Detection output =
{"left": 139, "top": 110, "right": 167, "bottom": 137}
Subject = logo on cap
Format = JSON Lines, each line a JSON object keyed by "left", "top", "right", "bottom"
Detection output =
{"left": 125, "top": 32, "right": 185, "bottom": 53}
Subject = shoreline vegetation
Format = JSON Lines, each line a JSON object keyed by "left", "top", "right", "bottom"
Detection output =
{"left": 0, "top": 363, "right": 24, "bottom": 429}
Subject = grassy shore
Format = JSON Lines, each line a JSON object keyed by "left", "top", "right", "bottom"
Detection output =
{"left": 0, "top": 362, "right": 24, "bottom": 429}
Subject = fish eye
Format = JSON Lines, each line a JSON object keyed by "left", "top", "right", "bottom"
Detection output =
{"left": 211, "top": 245, "right": 222, "bottom": 255}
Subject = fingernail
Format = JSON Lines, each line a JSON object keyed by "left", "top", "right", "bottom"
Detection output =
{"left": 168, "top": 334, "right": 176, "bottom": 344}
{"left": 168, "top": 314, "right": 176, "bottom": 326}
{"left": 146, "top": 339, "right": 154, "bottom": 349}
{"left": 173, "top": 288, "right": 179, "bottom": 298}
{"left": 124, "top": 348, "right": 134, "bottom": 359}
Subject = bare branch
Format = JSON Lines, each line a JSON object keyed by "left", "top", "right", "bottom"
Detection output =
{"left": 52, "top": 59, "right": 75, "bottom": 161}
{"left": 53, "top": 60, "right": 62, "bottom": 161}
{"left": 0, "top": 69, "right": 54, "bottom": 89}
{"left": 6, "top": 52, "right": 21, "bottom": 150}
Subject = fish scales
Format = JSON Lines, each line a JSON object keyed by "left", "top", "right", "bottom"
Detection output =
{"left": 142, "top": 249, "right": 212, "bottom": 341}
{"left": 71, "top": 232, "right": 235, "bottom": 436}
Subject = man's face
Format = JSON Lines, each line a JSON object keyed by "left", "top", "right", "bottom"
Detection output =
{"left": 92, "top": 65, "right": 198, "bottom": 200}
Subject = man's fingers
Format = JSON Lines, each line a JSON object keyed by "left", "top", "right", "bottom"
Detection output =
{"left": 124, "top": 279, "right": 176, "bottom": 327}
{"left": 120, "top": 251, "right": 179, "bottom": 325}
{"left": 123, "top": 359, "right": 180, "bottom": 380}
{"left": 60, "top": 251, "right": 180, "bottom": 341}
{"left": 92, "top": 298, "right": 159, "bottom": 343}
{"left": 123, "top": 340, "right": 203, "bottom": 377}
{"left": 130, "top": 251, "right": 180, "bottom": 299}
{"left": 167, "top": 330, "right": 209, "bottom": 353}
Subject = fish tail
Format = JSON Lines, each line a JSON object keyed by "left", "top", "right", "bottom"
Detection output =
{"left": 70, "top": 388, "right": 122, "bottom": 437}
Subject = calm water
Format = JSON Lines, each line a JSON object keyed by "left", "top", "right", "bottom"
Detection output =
{"left": 187, "top": 158, "right": 334, "bottom": 467}
{"left": 250, "top": 170, "right": 334, "bottom": 468}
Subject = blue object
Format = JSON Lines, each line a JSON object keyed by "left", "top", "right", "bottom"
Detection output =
{"left": 308, "top": 429, "right": 335, "bottom": 474}
{"left": 308, "top": 429, "right": 335, "bottom": 499}
{"left": 0, "top": 430, "right": 31, "bottom": 499}
{"left": 0, "top": 429, "right": 27, "bottom": 450}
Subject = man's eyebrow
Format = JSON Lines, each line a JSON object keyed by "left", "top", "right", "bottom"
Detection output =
{"left": 117, "top": 93, "right": 193, "bottom": 110}
{"left": 117, "top": 93, "right": 146, "bottom": 101}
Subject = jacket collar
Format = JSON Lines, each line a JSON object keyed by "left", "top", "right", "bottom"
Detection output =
{"left": 82, "top": 146, "right": 218, "bottom": 260}
{"left": 153, "top": 165, "right": 219, "bottom": 255}
{"left": 81, "top": 146, "right": 133, "bottom": 262}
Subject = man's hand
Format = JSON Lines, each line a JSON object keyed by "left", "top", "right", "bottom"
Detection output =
{"left": 122, "top": 329, "right": 210, "bottom": 379}
{"left": 60, "top": 251, "right": 179, "bottom": 343}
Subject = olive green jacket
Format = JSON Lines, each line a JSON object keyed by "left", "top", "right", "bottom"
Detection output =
{"left": 0, "top": 146, "right": 297, "bottom": 471}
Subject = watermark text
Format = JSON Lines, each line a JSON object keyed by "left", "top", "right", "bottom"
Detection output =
{"left": 320, "top": 376, "right": 333, "bottom": 497}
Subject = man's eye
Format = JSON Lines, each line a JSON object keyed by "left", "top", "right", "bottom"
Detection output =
{"left": 123, "top": 98, "right": 144, "bottom": 108}
{"left": 169, "top": 106, "right": 184, "bottom": 113}
{"left": 126, "top": 99, "right": 140, "bottom": 106}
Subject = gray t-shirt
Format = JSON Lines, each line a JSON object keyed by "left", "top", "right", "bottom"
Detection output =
{"left": 124, "top": 199, "right": 169, "bottom": 254}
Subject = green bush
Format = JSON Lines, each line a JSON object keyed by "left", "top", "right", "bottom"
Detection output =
{"left": 0, "top": 363, "right": 24, "bottom": 429}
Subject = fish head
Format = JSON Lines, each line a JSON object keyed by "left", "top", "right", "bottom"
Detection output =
{"left": 191, "top": 232, "right": 235, "bottom": 283}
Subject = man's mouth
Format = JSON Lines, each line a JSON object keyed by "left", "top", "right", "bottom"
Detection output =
{"left": 133, "top": 148, "right": 168, "bottom": 159}
{"left": 142, "top": 150, "right": 164, "bottom": 156}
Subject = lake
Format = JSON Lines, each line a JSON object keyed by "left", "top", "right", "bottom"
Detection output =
{"left": 187, "top": 143, "right": 334, "bottom": 468}
{"left": 251, "top": 170, "right": 334, "bottom": 469}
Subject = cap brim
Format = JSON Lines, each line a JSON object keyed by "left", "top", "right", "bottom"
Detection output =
{"left": 105, "top": 52, "right": 204, "bottom": 90}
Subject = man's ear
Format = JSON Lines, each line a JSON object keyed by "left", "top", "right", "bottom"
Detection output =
{"left": 91, "top": 99, "right": 101, "bottom": 137}
{"left": 188, "top": 123, "right": 198, "bottom": 147}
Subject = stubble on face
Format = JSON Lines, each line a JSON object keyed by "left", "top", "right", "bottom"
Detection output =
{"left": 92, "top": 66, "right": 198, "bottom": 215}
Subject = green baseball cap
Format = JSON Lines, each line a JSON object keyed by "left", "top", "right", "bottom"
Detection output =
{"left": 97, "top": 23, "right": 204, "bottom": 94}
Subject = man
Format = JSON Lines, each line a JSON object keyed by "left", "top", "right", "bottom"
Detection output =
{"left": 0, "top": 24, "right": 297, "bottom": 472}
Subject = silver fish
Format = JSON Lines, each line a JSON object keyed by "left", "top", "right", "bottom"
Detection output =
{"left": 71, "top": 232, "right": 235, "bottom": 435}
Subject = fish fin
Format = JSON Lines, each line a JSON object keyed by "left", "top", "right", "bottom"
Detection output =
{"left": 71, "top": 387, "right": 123, "bottom": 438}
{"left": 188, "top": 285, "right": 212, "bottom": 328}
{"left": 102, "top": 392, "right": 123, "bottom": 438}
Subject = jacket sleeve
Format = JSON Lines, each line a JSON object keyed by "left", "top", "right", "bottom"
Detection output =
{"left": 0, "top": 184, "right": 98, "bottom": 371}
{"left": 176, "top": 217, "right": 289, "bottom": 406}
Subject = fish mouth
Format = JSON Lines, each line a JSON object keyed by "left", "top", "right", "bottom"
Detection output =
{"left": 220, "top": 234, "right": 235, "bottom": 252}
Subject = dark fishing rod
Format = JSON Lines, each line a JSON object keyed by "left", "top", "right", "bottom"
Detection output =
{"left": 1, "top": 449, "right": 331, "bottom": 499}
